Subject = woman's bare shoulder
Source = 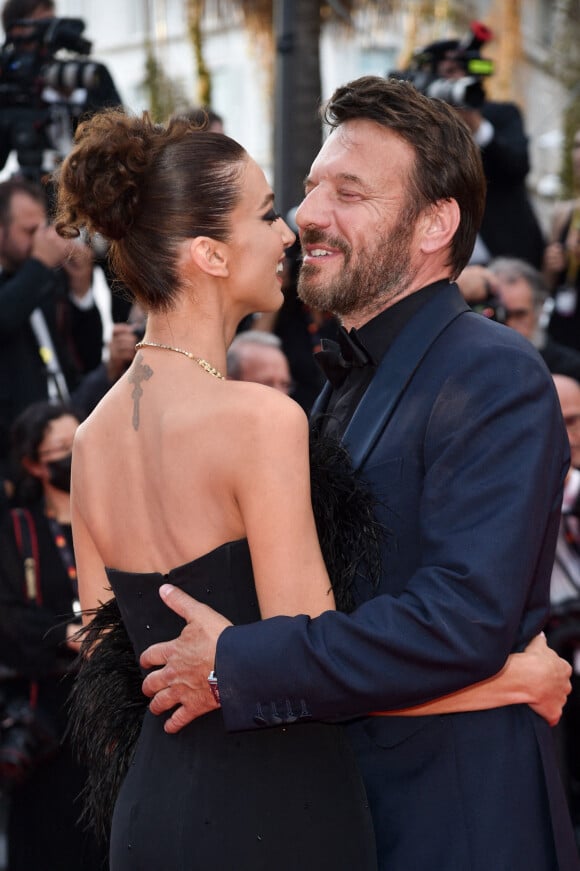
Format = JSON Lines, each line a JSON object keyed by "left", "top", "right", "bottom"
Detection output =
{"left": 73, "top": 411, "right": 97, "bottom": 451}
{"left": 221, "top": 381, "right": 307, "bottom": 426}
{"left": 211, "top": 382, "right": 309, "bottom": 463}
{"left": 73, "top": 379, "right": 132, "bottom": 450}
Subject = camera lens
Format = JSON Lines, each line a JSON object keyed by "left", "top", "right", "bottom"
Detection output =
{"left": 43, "top": 60, "right": 100, "bottom": 91}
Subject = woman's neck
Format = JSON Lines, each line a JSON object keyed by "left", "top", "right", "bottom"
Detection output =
{"left": 144, "top": 285, "right": 248, "bottom": 361}
{"left": 143, "top": 311, "right": 232, "bottom": 377}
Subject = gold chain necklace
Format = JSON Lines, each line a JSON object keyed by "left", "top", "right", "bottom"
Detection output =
{"left": 135, "top": 341, "right": 225, "bottom": 380}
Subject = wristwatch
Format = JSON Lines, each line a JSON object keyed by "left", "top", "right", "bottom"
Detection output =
{"left": 208, "top": 670, "right": 220, "bottom": 705}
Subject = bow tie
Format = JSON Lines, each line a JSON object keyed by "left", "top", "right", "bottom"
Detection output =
{"left": 315, "top": 326, "right": 373, "bottom": 388}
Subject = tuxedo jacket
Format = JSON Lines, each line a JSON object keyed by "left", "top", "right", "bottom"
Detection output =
{"left": 479, "top": 101, "right": 545, "bottom": 269}
{"left": 218, "top": 283, "right": 579, "bottom": 869}
{"left": 0, "top": 258, "right": 103, "bottom": 462}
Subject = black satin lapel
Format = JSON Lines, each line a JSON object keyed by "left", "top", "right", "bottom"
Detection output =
{"left": 310, "top": 381, "right": 333, "bottom": 419}
{"left": 342, "top": 285, "right": 469, "bottom": 470}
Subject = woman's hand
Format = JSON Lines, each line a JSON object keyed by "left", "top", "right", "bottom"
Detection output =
{"left": 521, "top": 632, "right": 572, "bottom": 726}
{"left": 371, "top": 632, "right": 572, "bottom": 725}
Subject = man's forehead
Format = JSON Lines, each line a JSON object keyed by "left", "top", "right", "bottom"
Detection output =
{"left": 557, "top": 377, "right": 580, "bottom": 409}
{"left": 310, "top": 119, "right": 413, "bottom": 178}
{"left": 9, "top": 192, "right": 45, "bottom": 222}
{"left": 496, "top": 276, "right": 532, "bottom": 297}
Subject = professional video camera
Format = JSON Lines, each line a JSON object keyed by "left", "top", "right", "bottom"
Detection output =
{"left": 0, "top": 16, "right": 109, "bottom": 180}
{"left": 389, "top": 21, "right": 495, "bottom": 110}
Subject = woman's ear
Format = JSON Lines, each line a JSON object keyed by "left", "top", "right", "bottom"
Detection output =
{"left": 419, "top": 198, "right": 460, "bottom": 255}
{"left": 187, "top": 237, "right": 230, "bottom": 278}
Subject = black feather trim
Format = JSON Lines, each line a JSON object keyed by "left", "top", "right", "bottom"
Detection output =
{"left": 309, "top": 430, "right": 384, "bottom": 613}
{"left": 69, "top": 431, "right": 385, "bottom": 841}
{"left": 68, "top": 598, "right": 148, "bottom": 843}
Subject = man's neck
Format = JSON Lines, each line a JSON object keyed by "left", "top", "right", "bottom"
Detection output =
{"left": 341, "top": 274, "right": 451, "bottom": 332}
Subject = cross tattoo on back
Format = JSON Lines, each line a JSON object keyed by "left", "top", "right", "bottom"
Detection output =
{"left": 129, "top": 353, "right": 153, "bottom": 430}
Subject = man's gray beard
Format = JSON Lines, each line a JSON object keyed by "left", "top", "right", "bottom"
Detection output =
{"left": 297, "top": 224, "right": 418, "bottom": 319}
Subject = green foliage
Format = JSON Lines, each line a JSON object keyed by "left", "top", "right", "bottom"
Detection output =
{"left": 546, "top": 0, "right": 580, "bottom": 196}
{"left": 188, "top": 3, "right": 212, "bottom": 106}
{"left": 142, "top": 44, "right": 187, "bottom": 123}
{"left": 561, "top": 94, "right": 580, "bottom": 197}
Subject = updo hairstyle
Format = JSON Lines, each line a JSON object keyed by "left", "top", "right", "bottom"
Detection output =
{"left": 54, "top": 110, "right": 247, "bottom": 312}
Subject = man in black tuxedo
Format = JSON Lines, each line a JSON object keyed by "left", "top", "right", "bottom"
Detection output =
{"left": 140, "top": 77, "right": 579, "bottom": 869}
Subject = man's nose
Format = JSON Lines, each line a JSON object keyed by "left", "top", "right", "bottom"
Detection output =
{"left": 295, "top": 190, "right": 330, "bottom": 231}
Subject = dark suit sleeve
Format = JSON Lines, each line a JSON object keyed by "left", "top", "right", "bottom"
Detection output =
{"left": 66, "top": 294, "right": 104, "bottom": 373}
{"left": 73, "top": 63, "right": 123, "bottom": 132}
{"left": 70, "top": 363, "right": 112, "bottom": 415}
{"left": 216, "top": 336, "right": 568, "bottom": 730}
{"left": 481, "top": 102, "right": 530, "bottom": 184}
{"left": 0, "top": 259, "right": 56, "bottom": 337}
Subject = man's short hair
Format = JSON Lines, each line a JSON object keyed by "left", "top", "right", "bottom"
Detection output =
{"left": 488, "top": 257, "right": 548, "bottom": 310}
{"left": 0, "top": 176, "right": 46, "bottom": 227}
{"left": 227, "top": 330, "right": 283, "bottom": 380}
{"left": 2, "top": 0, "right": 55, "bottom": 34}
{"left": 323, "top": 75, "right": 487, "bottom": 279}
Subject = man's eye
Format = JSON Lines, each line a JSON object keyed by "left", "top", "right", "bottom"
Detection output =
{"left": 262, "top": 208, "right": 281, "bottom": 223}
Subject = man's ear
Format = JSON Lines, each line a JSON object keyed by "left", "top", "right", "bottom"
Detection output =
{"left": 419, "top": 198, "right": 460, "bottom": 255}
{"left": 187, "top": 236, "right": 229, "bottom": 277}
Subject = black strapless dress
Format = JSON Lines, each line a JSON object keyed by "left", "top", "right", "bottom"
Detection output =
{"left": 106, "top": 538, "right": 378, "bottom": 871}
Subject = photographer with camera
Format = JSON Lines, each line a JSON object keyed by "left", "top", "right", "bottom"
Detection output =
{"left": 391, "top": 22, "right": 545, "bottom": 270}
{"left": 0, "top": 176, "right": 137, "bottom": 487}
{"left": 0, "top": 0, "right": 122, "bottom": 181}
{"left": 0, "top": 400, "right": 106, "bottom": 870}
{"left": 457, "top": 258, "right": 580, "bottom": 382}
{"left": 548, "top": 374, "right": 580, "bottom": 847}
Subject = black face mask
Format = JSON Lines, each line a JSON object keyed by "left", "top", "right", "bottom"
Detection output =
{"left": 46, "top": 454, "right": 72, "bottom": 493}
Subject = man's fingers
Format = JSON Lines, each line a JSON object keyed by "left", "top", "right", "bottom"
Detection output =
{"left": 164, "top": 703, "right": 198, "bottom": 734}
{"left": 158, "top": 584, "right": 207, "bottom": 623}
{"left": 140, "top": 640, "right": 171, "bottom": 673}
{"left": 139, "top": 594, "right": 230, "bottom": 726}
{"left": 148, "top": 686, "right": 180, "bottom": 716}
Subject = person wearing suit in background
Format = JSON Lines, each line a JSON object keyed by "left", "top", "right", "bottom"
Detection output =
{"left": 0, "top": 177, "right": 136, "bottom": 497}
{"left": 543, "top": 130, "right": 580, "bottom": 355}
{"left": 0, "top": 178, "right": 102, "bottom": 474}
{"left": 456, "top": 257, "right": 580, "bottom": 383}
{"left": 140, "top": 75, "right": 579, "bottom": 870}
{"left": 401, "top": 26, "right": 545, "bottom": 269}
{"left": 549, "top": 375, "right": 580, "bottom": 846}
{"left": 464, "top": 97, "right": 545, "bottom": 268}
